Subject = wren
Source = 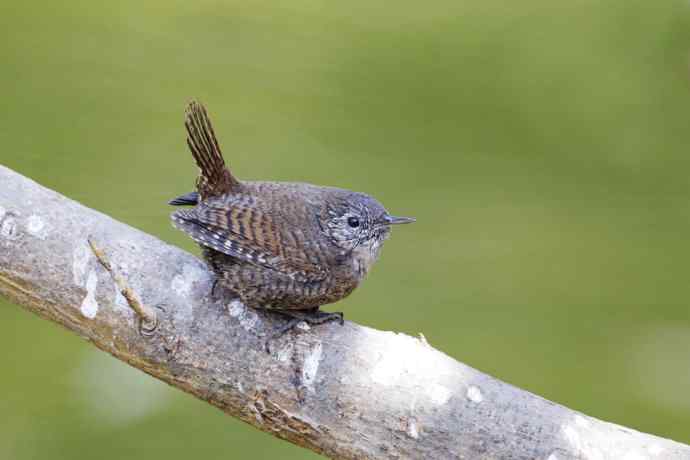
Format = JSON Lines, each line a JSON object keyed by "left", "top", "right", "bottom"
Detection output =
{"left": 169, "top": 101, "right": 414, "bottom": 347}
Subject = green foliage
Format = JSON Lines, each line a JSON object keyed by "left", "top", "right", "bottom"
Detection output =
{"left": 2, "top": 1, "right": 689, "bottom": 458}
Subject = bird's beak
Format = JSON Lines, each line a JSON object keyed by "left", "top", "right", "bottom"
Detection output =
{"left": 382, "top": 214, "right": 416, "bottom": 225}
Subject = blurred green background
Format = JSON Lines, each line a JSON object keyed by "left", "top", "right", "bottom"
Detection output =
{"left": 2, "top": 0, "right": 690, "bottom": 458}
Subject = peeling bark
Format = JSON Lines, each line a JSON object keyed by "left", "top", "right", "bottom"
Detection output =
{"left": 0, "top": 165, "right": 688, "bottom": 460}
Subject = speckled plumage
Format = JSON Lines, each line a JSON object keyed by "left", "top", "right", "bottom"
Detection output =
{"left": 170, "top": 101, "right": 414, "bottom": 312}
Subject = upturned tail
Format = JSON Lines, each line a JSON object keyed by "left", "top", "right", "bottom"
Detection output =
{"left": 184, "top": 100, "right": 239, "bottom": 199}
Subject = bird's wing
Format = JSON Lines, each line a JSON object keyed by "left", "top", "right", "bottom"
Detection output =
{"left": 171, "top": 196, "right": 328, "bottom": 281}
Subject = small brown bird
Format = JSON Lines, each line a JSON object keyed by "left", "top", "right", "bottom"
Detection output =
{"left": 169, "top": 101, "right": 414, "bottom": 347}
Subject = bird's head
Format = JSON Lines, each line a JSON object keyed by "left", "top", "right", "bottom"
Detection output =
{"left": 320, "top": 190, "right": 414, "bottom": 276}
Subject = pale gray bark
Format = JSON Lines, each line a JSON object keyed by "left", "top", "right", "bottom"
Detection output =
{"left": 0, "top": 164, "right": 687, "bottom": 460}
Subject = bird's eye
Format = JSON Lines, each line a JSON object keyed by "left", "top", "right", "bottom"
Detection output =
{"left": 347, "top": 217, "right": 360, "bottom": 228}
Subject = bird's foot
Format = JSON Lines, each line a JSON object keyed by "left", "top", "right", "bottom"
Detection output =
{"left": 265, "top": 309, "right": 344, "bottom": 353}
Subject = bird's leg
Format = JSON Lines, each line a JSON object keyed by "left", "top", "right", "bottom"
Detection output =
{"left": 210, "top": 277, "right": 221, "bottom": 298}
{"left": 265, "top": 317, "right": 303, "bottom": 353}
{"left": 265, "top": 308, "right": 344, "bottom": 353}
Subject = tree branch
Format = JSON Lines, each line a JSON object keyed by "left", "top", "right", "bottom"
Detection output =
{"left": 0, "top": 164, "right": 687, "bottom": 460}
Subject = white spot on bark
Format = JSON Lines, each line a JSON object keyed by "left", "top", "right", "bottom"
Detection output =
{"left": 369, "top": 330, "right": 454, "bottom": 406}
{"left": 228, "top": 299, "right": 244, "bottom": 317}
{"left": 370, "top": 351, "right": 406, "bottom": 386}
{"left": 296, "top": 321, "right": 310, "bottom": 331}
{"left": 302, "top": 342, "right": 323, "bottom": 393}
{"left": 80, "top": 271, "right": 99, "bottom": 319}
{"left": 466, "top": 385, "right": 483, "bottom": 403}
{"left": 0, "top": 217, "right": 18, "bottom": 239}
{"left": 563, "top": 426, "right": 582, "bottom": 451}
{"left": 72, "top": 243, "right": 101, "bottom": 318}
{"left": 276, "top": 342, "right": 294, "bottom": 363}
{"left": 406, "top": 419, "right": 419, "bottom": 439}
{"left": 0, "top": 205, "right": 6, "bottom": 221}
{"left": 622, "top": 451, "right": 648, "bottom": 460}
{"left": 563, "top": 421, "right": 603, "bottom": 460}
{"left": 73, "top": 243, "right": 92, "bottom": 286}
{"left": 26, "top": 214, "right": 48, "bottom": 239}
{"left": 171, "top": 275, "right": 189, "bottom": 297}
{"left": 113, "top": 280, "right": 128, "bottom": 310}
{"left": 427, "top": 383, "right": 451, "bottom": 405}
{"left": 575, "top": 414, "right": 590, "bottom": 428}
{"left": 227, "top": 300, "right": 260, "bottom": 331}
{"left": 647, "top": 445, "right": 663, "bottom": 456}
{"left": 547, "top": 453, "right": 559, "bottom": 460}
{"left": 171, "top": 264, "right": 203, "bottom": 298}
{"left": 564, "top": 415, "right": 661, "bottom": 460}
{"left": 240, "top": 311, "right": 259, "bottom": 330}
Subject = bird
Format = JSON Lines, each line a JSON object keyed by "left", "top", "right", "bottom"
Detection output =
{"left": 169, "top": 100, "right": 414, "bottom": 349}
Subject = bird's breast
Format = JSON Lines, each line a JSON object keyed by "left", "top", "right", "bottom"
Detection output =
{"left": 348, "top": 243, "right": 382, "bottom": 280}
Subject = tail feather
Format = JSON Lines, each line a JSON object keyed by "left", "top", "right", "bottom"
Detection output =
{"left": 184, "top": 100, "right": 238, "bottom": 199}
{"left": 168, "top": 191, "right": 199, "bottom": 206}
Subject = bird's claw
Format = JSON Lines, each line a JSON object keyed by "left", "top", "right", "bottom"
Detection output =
{"left": 264, "top": 309, "right": 344, "bottom": 353}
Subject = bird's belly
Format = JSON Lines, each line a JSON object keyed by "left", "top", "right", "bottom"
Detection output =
{"left": 205, "top": 249, "right": 357, "bottom": 310}
{"left": 226, "top": 265, "right": 358, "bottom": 310}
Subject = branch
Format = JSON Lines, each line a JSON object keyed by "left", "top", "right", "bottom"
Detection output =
{"left": 0, "top": 164, "right": 687, "bottom": 460}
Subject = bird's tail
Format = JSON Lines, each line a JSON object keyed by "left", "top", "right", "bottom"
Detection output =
{"left": 184, "top": 100, "right": 239, "bottom": 199}
{"left": 168, "top": 191, "right": 199, "bottom": 206}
